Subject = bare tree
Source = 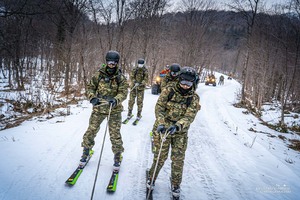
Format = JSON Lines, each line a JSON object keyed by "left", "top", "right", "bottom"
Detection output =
{"left": 229, "top": 0, "right": 261, "bottom": 105}
{"left": 178, "top": 0, "right": 217, "bottom": 68}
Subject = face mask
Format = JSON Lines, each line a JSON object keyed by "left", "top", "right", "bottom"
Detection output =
{"left": 138, "top": 64, "right": 144, "bottom": 68}
{"left": 106, "top": 66, "right": 117, "bottom": 75}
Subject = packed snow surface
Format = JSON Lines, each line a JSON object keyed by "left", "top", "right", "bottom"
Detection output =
{"left": 1, "top": 75, "right": 299, "bottom": 200}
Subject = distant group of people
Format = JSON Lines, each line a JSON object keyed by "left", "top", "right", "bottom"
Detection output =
{"left": 79, "top": 50, "right": 201, "bottom": 199}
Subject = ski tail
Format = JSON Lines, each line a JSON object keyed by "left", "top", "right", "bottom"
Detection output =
{"left": 65, "top": 150, "right": 94, "bottom": 186}
{"left": 107, "top": 170, "right": 119, "bottom": 192}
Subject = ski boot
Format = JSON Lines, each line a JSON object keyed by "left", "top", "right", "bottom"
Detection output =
{"left": 137, "top": 111, "right": 142, "bottom": 119}
{"left": 79, "top": 147, "right": 91, "bottom": 167}
{"left": 127, "top": 110, "right": 132, "bottom": 119}
{"left": 113, "top": 152, "right": 123, "bottom": 170}
{"left": 172, "top": 185, "right": 180, "bottom": 200}
{"left": 146, "top": 178, "right": 154, "bottom": 200}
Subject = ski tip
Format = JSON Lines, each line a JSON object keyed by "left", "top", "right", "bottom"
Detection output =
{"left": 106, "top": 187, "right": 116, "bottom": 193}
{"left": 132, "top": 119, "right": 140, "bottom": 125}
{"left": 65, "top": 181, "right": 75, "bottom": 186}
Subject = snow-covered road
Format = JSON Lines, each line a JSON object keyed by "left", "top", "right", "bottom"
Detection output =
{"left": 1, "top": 76, "right": 299, "bottom": 200}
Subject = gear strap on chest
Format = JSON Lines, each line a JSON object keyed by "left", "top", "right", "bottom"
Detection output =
{"left": 98, "top": 69, "right": 122, "bottom": 85}
{"left": 134, "top": 67, "right": 146, "bottom": 80}
{"left": 167, "top": 88, "right": 193, "bottom": 107}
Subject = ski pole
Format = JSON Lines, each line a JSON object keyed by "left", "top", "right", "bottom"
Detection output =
{"left": 147, "top": 130, "right": 170, "bottom": 200}
{"left": 90, "top": 104, "right": 113, "bottom": 200}
{"left": 130, "top": 84, "right": 138, "bottom": 92}
{"left": 95, "top": 101, "right": 109, "bottom": 106}
{"left": 130, "top": 83, "right": 143, "bottom": 92}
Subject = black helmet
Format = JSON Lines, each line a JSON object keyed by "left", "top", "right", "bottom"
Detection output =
{"left": 180, "top": 66, "right": 196, "bottom": 82}
{"left": 138, "top": 59, "right": 145, "bottom": 65}
{"left": 106, "top": 50, "right": 120, "bottom": 63}
{"left": 170, "top": 63, "right": 181, "bottom": 72}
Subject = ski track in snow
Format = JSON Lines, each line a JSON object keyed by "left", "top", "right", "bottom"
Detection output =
{"left": 1, "top": 77, "right": 300, "bottom": 200}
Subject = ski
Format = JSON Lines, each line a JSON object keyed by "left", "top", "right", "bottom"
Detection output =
{"left": 132, "top": 118, "right": 140, "bottom": 126}
{"left": 122, "top": 114, "right": 134, "bottom": 124}
{"left": 65, "top": 150, "right": 94, "bottom": 186}
{"left": 107, "top": 154, "right": 122, "bottom": 192}
{"left": 150, "top": 131, "right": 155, "bottom": 153}
{"left": 106, "top": 170, "right": 120, "bottom": 192}
{"left": 146, "top": 169, "right": 153, "bottom": 200}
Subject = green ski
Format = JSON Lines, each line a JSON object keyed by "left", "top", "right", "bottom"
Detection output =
{"left": 65, "top": 150, "right": 94, "bottom": 185}
{"left": 122, "top": 114, "right": 134, "bottom": 124}
{"left": 107, "top": 170, "right": 119, "bottom": 192}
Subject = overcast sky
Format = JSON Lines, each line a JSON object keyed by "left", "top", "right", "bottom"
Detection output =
{"left": 169, "top": 0, "right": 290, "bottom": 12}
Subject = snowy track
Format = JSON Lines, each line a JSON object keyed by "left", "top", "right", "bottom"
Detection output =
{"left": 1, "top": 77, "right": 300, "bottom": 200}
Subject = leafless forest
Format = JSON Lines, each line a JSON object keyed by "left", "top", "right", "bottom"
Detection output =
{"left": 0, "top": 0, "right": 299, "bottom": 128}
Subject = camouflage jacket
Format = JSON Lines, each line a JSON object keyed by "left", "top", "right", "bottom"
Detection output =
{"left": 129, "top": 66, "right": 149, "bottom": 90}
{"left": 155, "top": 85, "right": 201, "bottom": 132}
{"left": 160, "top": 73, "right": 179, "bottom": 90}
{"left": 86, "top": 65, "right": 129, "bottom": 114}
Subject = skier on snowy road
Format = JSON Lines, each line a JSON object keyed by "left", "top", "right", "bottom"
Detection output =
{"left": 125, "top": 58, "right": 149, "bottom": 123}
{"left": 160, "top": 63, "right": 181, "bottom": 90}
{"left": 147, "top": 66, "right": 201, "bottom": 199}
{"left": 80, "top": 50, "right": 128, "bottom": 169}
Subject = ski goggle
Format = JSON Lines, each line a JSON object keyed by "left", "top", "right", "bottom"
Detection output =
{"left": 107, "top": 61, "right": 117, "bottom": 65}
{"left": 171, "top": 71, "right": 180, "bottom": 76}
{"left": 180, "top": 79, "right": 193, "bottom": 87}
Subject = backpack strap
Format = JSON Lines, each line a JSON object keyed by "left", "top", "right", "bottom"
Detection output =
{"left": 134, "top": 67, "right": 146, "bottom": 80}
{"left": 167, "top": 88, "right": 175, "bottom": 102}
{"left": 186, "top": 96, "right": 193, "bottom": 107}
{"left": 167, "top": 88, "right": 193, "bottom": 107}
{"left": 98, "top": 69, "right": 122, "bottom": 85}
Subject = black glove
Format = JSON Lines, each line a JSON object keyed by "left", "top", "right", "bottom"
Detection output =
{"left": 156, "top": 124, "right": 166, "bottom": 134}
{"left": 166, "top": 125, "right": 178, "bottom": 135}
{"left": 107, "top": 97, "right": 117, "bottom": 108}
{"left": 90, "top": 97, "right": 100, "bottom": 106}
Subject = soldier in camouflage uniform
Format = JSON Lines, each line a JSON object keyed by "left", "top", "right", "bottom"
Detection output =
{"left": 149, "top": 63, "right": 181, "bottom": 136}
{"left": 80, "top": 50, "right": 129, "bottom": 169}
{"left": 147, "top": 67, "right": 201, "bottom": 198}
{"left": 160, "top": 63, "right": 181, "bottom": 89}
{"left": 126, "top": 58, "right": 149, "bottom": 119}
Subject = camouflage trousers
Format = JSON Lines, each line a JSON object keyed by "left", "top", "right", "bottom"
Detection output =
{"left": 149, "top": 130, "right": 188, "bottom": 187}
{"left": 81, "top": 108, "right": 124, "bottom": 154}
{"left": 128, "top": 88, "right": 145, "bottom": 117}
